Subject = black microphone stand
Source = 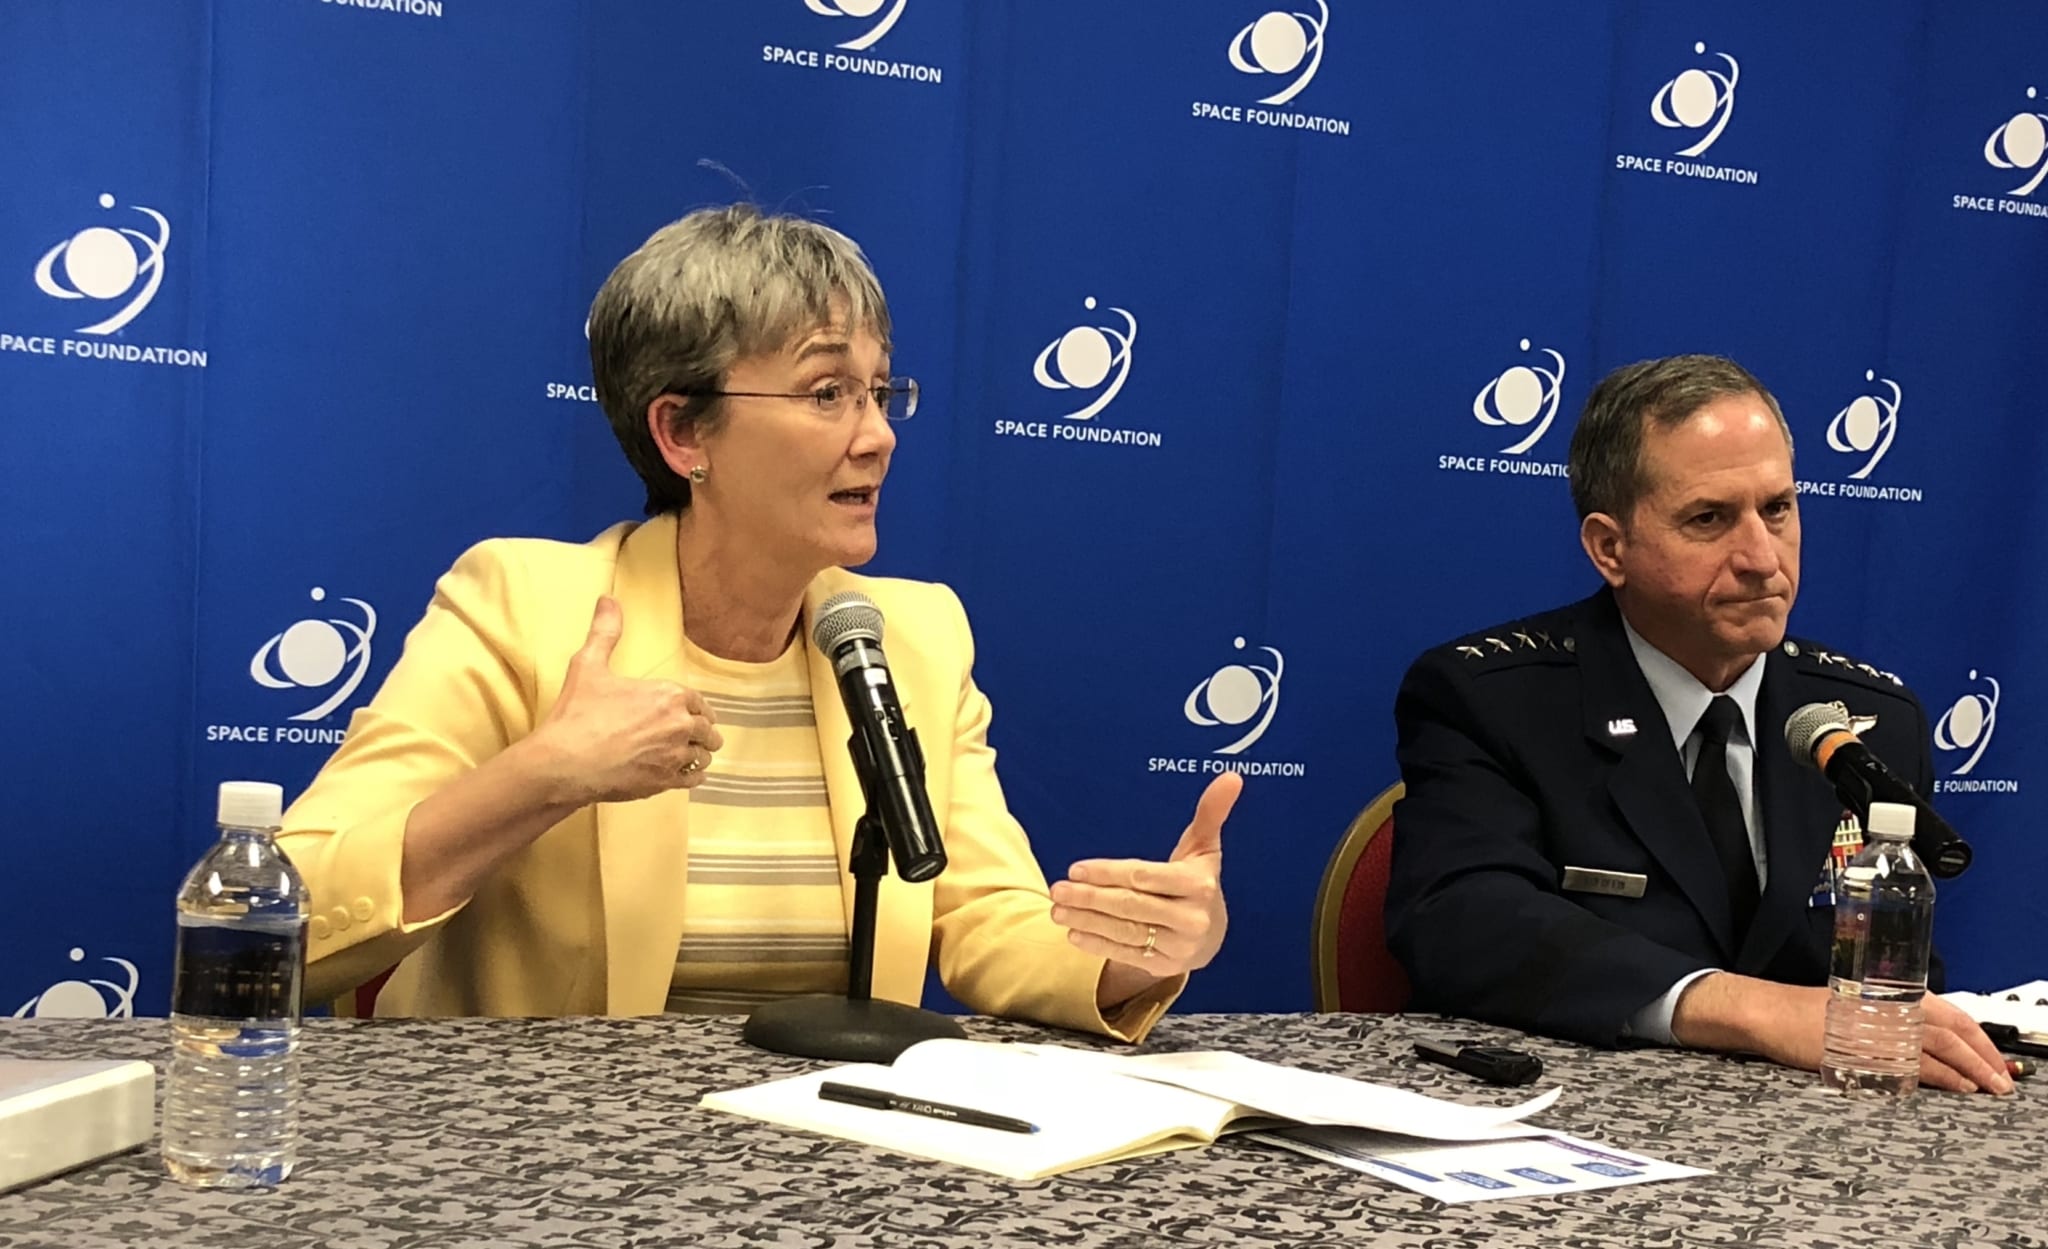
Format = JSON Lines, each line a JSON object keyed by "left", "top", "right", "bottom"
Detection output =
{"left": 742, "top": 730, "right": 966, "bottom": 1063}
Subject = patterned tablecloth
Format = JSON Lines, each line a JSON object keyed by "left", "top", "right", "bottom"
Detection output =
{"left": 0, "top": 1012, "right": 2038, "bottom": 1248}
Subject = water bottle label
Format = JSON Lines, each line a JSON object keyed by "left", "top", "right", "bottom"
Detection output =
{"left": 171, "top": 921, "right": 306, "bottom": 1020}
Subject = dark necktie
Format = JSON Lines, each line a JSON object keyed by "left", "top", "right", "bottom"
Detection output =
{"left": 1692, "top": 696, "right": 1760, "bottom": 939}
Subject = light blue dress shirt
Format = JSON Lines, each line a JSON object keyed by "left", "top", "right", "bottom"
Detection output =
{"left": 1619, "top": 619, "right": 1769, "bottom": 1044}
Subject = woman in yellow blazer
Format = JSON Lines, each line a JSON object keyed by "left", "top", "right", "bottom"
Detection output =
{"left": 280, "top": 205, "right": 1237, "bottom": 1042}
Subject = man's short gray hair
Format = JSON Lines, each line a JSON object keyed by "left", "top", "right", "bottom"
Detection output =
{"left": 1566, "top": 354, "right": 1792, "bottom": 522}
{"left": 588, "top": 204, "right": 892, "bottom": 515}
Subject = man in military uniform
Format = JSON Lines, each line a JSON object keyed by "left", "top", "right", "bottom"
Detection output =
{"left": 1387, "top": 354, "right": 2011, "bottom": 1094}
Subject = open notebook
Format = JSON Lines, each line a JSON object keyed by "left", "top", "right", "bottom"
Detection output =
{"left": 702, "top": 1039, "right": 1559, "bottom": 1181}
{"left": 1945, "top": 980, "right": 2048, "bottom": 1053}
{"left": 1946, "top": 981, "right": 2048, "bottom": 1032}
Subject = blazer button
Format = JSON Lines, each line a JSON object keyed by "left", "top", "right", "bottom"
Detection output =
{"left": 309, "top": 915, "right": 331, "bottom": 941}
{"left": 330, "top": 906, "right": 353, "bottom": 932}
{"left": 351, "top": 897, "right": 374, "bottom": 922}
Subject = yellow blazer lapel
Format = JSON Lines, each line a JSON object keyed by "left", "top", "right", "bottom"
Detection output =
{"left": 594, "top": 514, "right": 694, "bottom": 1015}
{"left": 803, "top": 571, "right": 935, "bottom": 1006}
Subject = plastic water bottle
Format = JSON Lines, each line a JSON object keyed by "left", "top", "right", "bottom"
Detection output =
{"left": 162, "top": 781, "right": 310, "bottom": 1187}
{"left": 1819, "top": 800, "right": 1935, "bottom": 1095}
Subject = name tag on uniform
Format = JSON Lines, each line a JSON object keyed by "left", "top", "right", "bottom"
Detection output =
{"left": 1561, "top": 867, "right": 1648, "bottom": 898}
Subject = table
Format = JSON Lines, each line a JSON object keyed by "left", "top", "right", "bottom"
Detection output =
{"left": 0, "top": 1013, "right": 2038, "bottom": 1248}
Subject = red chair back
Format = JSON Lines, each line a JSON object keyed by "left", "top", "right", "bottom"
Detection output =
{"left": 1310, "top": 783, "right": 1411, "bottom": 1013}
{"left": 332, "top": 966, "right": 394, "bottom": 1019}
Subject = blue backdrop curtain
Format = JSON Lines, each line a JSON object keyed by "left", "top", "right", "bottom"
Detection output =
{"left": 3, "top": 0, "right": 2042, "bottom": 1018}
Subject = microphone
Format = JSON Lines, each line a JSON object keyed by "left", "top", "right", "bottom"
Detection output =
{"left": 1783, "top": 702, "right": 1973, "bottom": 878}
{"left": 741, "top": 591, "right": 966, "bottom": 1062}
{"left": 812, "top": 592, "right": 946, "bottom": 883}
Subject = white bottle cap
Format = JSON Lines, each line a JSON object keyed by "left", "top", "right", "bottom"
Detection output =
{"left": 1866, "top": 801, "right": 1916, "bottom": 841}
{"left": 216, "top": 781, "right": 284, "bottom": 830}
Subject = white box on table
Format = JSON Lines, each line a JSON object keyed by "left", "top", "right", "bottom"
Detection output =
{"left": 0, "top": 1058, "right": 155, "bottom": 1193}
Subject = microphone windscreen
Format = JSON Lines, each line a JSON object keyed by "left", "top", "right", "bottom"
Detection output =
{"left": 814, "top": 590, "right": 885, "bottom": 654}
{"left": 1783, "top": 700, "right": 1852, "bottom": 763}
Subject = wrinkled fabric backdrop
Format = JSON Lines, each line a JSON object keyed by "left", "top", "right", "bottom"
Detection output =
{"left": 3, "top": 1, "right": 2042, "bottom": 1018}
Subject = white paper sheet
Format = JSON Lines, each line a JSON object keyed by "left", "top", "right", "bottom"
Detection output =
{"left": 1019, "top": 1045, "right": 1561, "bottom": 1140}
{"left": 1248, "top": 1126, "right": 1710, "bottom": 1202}
{"left": 1944, "top": 980, "right": 2048, "bottom": 1037}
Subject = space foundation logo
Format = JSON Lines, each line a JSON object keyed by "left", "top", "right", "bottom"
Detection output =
{"left": 5, "top": 191, "right": 206, "bottom": 370}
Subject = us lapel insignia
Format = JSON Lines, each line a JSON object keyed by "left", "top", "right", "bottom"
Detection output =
{"left": 1606, "top": 717, "right": 1637, "bottom": 738}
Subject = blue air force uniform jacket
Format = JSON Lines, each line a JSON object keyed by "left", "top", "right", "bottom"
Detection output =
{"left": 1386, "top": 588, "right": 1939, "bottom": 1046}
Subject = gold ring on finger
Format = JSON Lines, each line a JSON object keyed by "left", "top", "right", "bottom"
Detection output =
{"left": 1142, "top": 925, "right": 1158, "bottom": 958}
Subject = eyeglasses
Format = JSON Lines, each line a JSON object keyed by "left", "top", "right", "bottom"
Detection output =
{"left": 670, "top": 377, "right": 919, "bottom": 422}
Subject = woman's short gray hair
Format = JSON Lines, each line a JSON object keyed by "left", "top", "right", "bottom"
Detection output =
{"left": 1566, "top": 354, "right": 1793, "bottom": 522}
{"left": 588, "top": 204, "right": 893, "bottom": 515}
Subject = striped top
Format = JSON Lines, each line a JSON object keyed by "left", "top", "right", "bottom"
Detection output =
{"left": 666, "top": 632, "right": 849, "bottom": 1014}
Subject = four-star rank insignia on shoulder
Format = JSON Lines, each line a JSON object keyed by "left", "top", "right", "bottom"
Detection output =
{"left": 1455, "top": 624, "right": 1574, "bottom": 665}
{"left": 1779, "top": 638, "right": 1903, "bottom": 687}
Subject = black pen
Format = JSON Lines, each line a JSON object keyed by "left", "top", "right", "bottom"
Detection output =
{"left": 817, "top": 1081, "right": 1039, "bottom": 1134}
